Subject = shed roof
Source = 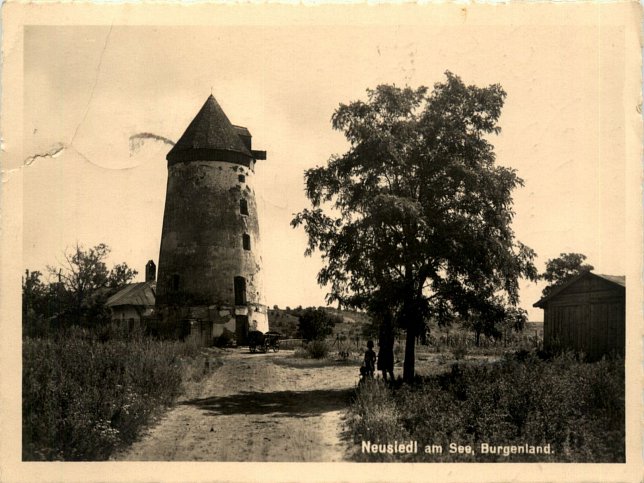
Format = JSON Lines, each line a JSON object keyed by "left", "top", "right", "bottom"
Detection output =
{"left": 594, "top": 274, "right": 625, "bottom": 287}
{"left": 533, "top": 271, "right": 625, "bottom": 308}
{"left": 106, "top": 282, "right": 156, "bottom": 308}
{"left": 166, "top": 95, "right": 253, "bottom": 165}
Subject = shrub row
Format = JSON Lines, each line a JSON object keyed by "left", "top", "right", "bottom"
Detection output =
{"left": 348, "top": 352, "right": 624, "bottom": 462}
{"left": 23, "top": 327, "right": 205, "bottom": 461}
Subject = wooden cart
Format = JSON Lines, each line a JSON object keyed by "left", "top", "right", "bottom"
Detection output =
{"left": 248, "top": 330, "right": 281, "bottom": 353}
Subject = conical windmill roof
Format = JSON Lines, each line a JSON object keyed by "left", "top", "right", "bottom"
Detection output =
{"left": 167, "top": 95, "right": 253, "bottom": 165}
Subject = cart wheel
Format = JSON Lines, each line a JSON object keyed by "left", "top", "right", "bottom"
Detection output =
{"left": 273, "top": 342, "right": 280, "bottom": 353}
{"left": 250, "top": 345, "right": 256, "bottom": 353}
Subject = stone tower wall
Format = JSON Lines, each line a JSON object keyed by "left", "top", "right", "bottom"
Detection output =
{"left": 156, "top": 159, "right": 268, "bottom": 338}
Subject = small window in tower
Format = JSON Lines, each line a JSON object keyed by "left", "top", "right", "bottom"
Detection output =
{"left": 171, "top": 274, "right": 180, "bottom": 292}
{"left": 234, "top": 276, "right": 247, "bottom": 305}
{"left": 242, "top": 233, "right": 251, "bottom": 251}
{"left": 240, "top": 198, "right": 249, "bottom": 216}
{"left": 238, "top": 174, "right": 246, "bottom": 183}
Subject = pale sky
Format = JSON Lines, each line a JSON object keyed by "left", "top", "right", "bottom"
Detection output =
{"left": 21, "top": 16, "right": 630, "bottom": 321}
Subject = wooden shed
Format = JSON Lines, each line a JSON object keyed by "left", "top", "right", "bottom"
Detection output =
{"left": 533, "top": 271, "right": 625, "bottom": 359}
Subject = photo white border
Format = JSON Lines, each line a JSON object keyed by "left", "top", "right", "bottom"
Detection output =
{"left": 1, "top": 3, "right": 641, "bottom": 482}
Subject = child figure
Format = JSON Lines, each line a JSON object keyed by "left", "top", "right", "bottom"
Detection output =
{"left": 363, "top": 340, "right": 377, "bottom": 378}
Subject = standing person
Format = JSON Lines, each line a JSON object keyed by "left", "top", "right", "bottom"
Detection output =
{"left": 378, "top": 335, "right": 395, "bottom": 382}
{"left": 363, "top": 340, "right": 377, "bottom": 378}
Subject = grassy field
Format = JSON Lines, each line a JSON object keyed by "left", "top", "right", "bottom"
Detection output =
{"left": 22, "top": 326, "right": 214, "bottom": 461}
{"left": 347, "top": 351, "right": 624, "bottom": 463}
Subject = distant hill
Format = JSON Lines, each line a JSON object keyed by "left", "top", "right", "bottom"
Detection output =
{"left": 267, "top": 306, "right": 372, "bottom": 339}
{"left": 267, "top": 309, "right": 299, "bottom": 338}
{"left": 324, "top": 307, "right": 373, "bottom": 339}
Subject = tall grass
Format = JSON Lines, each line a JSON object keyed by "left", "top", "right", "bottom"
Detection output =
{"left": 425, "top": 329, "right": 543, "bottom": 357}
{"left": 348, "top": 352, "right": 624, "bottom": 462}
{"left": 348, "top": 379, "right": 410, "bottom": 462}
{"left": 23, "top": 326, "right": 207, "bottom": 461}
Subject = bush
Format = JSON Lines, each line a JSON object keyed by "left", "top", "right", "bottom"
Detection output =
{"left": 348, "top": 352, "right": 624, "bottom": 462}
{"left": 22, "top": 329, "right": 206, "bottom": 461}
{"left": 297, "top": 307, "right": 342, "bottom": 341}
{"left": 305, "top": 340, "right": 329, "bottom": 359}
{"left": 213, "top": 329, "right": 234, "bottom": 348}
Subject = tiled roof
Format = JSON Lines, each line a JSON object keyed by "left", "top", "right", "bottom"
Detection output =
{"left": 106, "top": 282, "right": 156, "bottom": 308}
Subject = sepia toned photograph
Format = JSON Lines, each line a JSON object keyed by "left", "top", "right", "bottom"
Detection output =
{"left": 1, "top": 3, "right": 641, "bottom": 482}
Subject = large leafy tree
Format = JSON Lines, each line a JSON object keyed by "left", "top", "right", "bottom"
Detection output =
{"left": 292, "top": 73, "right": 537, "bottom": 382}
{"left": 108, "top": 262, "right": 139, "bottom": 289}
{"left": 540, "top": 252, "right": 593, "bottom": 297}
{"left": 46, "top": 243, "right": 138, "bottom": 325}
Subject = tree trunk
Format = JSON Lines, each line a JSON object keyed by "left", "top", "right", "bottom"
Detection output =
{"left": 403, "top": 323, "right": 417, "bottom": 383}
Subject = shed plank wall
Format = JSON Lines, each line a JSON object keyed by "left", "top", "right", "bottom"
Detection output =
{"left": 543, "top": 276, "right": 624, "bottom": 359}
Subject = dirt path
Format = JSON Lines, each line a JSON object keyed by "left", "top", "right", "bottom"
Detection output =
{"left": 113, "top": 350, "right": 359, "bottom": 462}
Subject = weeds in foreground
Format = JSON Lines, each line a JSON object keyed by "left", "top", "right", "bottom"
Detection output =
{"left": 348, "top": 352, "right": 624, "bottom": 462}
{"left": 23, "top": 327, "right": 211, "bottom": 461}
{"left": 349, "top": 378, "right": 409, "bottom": 457}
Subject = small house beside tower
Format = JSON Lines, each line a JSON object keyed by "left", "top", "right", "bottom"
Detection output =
{"left": 106, "top": 260, "right": 157, "bottom": 328}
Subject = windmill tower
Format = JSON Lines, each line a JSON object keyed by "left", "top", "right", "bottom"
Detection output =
{"left": 155, "top": 95, "right": 268, "bottom": 345}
